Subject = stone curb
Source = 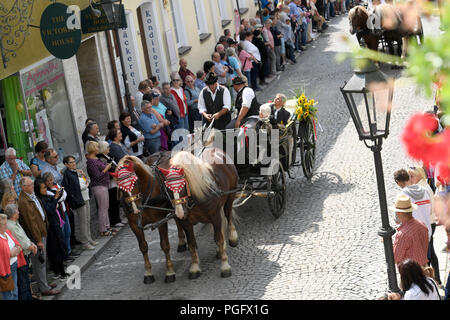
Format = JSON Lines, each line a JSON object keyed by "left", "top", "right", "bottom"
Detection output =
{"left": 45, "top": 223, "right": 129, "bottom": 300}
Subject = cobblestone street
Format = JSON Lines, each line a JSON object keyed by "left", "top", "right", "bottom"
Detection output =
{"left": 58, "top": 14, "right": 447, "bottom": 300}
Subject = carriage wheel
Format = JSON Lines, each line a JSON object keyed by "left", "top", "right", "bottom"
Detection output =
{"left": 300, "top": 119, "right": 316, "bottom": 180}
{"left": 267, "top": 161, "right": 287, "bottom": 219}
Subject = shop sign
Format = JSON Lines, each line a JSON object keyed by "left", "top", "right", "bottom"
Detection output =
{"left": 80, "top": 3, "right": 127, "bottom": 34}
{"left": 140, "top": 2, "right": 168, "bottom": 83}
{"left": 40, "top": 3, "right": 82, "bottom": 59}
{"left": 21, "top": 59, "right": 64, "bottom": 98}
{"left": 117, "top": 11, "right": 143, "bottom": 97}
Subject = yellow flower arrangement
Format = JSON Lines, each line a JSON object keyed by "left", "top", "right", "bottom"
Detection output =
{"left": 294, "top": 92, "right": 318, "bottom": 122}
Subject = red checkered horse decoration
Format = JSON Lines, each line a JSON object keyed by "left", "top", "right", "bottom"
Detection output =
{"left": 109, "top": 162, "right": 138, "bottom": 193}
{"left": 158, "top": 166, "right": 191, "bottom": 219}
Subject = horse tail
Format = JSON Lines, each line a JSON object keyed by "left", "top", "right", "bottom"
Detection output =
{"left": 170, "top": 151, "right": 217, "bottom": 202}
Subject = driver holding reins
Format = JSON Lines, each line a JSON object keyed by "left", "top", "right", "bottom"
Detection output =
{"left": 226, "top": 76, "right": 261, "bottom": 129}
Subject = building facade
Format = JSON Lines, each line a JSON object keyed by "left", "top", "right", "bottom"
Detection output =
{"left": 0, "top": 0, "right": 260, "bottom": 167}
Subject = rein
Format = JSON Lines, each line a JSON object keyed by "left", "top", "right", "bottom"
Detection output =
{"left": 122, "top": 152, "right": 240, "bottom": 231}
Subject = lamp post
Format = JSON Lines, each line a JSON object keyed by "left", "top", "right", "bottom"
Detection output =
{"left": 340, "top": 59, "right": 401, "bottom": 294}
{"left": 95, "top": 0, "right": 136, "bottom": 123}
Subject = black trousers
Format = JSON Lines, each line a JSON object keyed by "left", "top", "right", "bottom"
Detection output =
{"left": 108, "top": 187, "right": 122, "bottom": 226}
{"left": 69, "top": 208, "right": 77, "bottom": 245}
{"left": 428, "top": 223, "right": 441, "bottom": 283}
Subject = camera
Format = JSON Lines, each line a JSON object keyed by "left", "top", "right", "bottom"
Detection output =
{"left": 37, "top": 249, "right": 45, "bottom": 263}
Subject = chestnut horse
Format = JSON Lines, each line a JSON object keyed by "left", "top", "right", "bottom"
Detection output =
{"left": 114, "top": 148, "right": 239, "bottom": 283}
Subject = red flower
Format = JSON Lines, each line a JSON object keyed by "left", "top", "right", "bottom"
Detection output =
{"left": 401, "top": 113, "right": 443, "bottom": 164}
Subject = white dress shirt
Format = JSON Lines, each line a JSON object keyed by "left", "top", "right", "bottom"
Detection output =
{"left": 198, "top": 85, "right": 231, "bottom": 114}
{"left": 0, "top": 232, "right": 17, "bottom": 265}
{"left": 241, "top": 40, "right": 261, "bottom": 62}
{"left": 239, "top": 87, "right": 256, "bottom": 109}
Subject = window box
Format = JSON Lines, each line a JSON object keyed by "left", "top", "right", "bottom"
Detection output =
{"left": 178, "top": 46, "right": 192, "bottom": 56}
{"left": 239, "top": 8, "right": 249, "bottom": 15}
{"left": 199, "top": 33, "right": 211, "bottom": 42}
{"left": 221, "top": 19, "right": 231, "bottom": 28}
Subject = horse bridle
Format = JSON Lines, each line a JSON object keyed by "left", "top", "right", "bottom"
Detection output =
{"left": 121, "top": 153, "right": 195, "bottom": 216}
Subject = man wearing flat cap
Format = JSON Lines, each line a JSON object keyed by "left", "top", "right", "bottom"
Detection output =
{"left": 197, "top": 72, "right": 232, "bottom": 130}
{"left": 390, "top": 194, "right": 429, "bottom": 267}
{"left": 227, "top": 76, "right": 261, "bottom": 129}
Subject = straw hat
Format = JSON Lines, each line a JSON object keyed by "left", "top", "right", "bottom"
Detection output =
{"left": 388, "top": 195, "right": 417, "bottom": 213}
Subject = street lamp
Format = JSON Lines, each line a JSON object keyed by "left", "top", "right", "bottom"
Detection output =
{"left": 91, "top": 0, "right": 136, "bottom": 123}
{"left": 340, "top": 59, "right": 401, "bottom": 294}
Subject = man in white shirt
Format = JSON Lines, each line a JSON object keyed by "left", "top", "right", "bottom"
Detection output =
{"left": 135, "top": 80, "right": 152, "bottom": 114}
{"left": 240, "top": 31, "right": 262, "bottom": 91}
{"left": 17, "top": 177, "right": 59, "bottom": 296}
{"left": 226, "top": 76, "right": 261, "bottom": 129}
{"left": 394, "top": 169, "right": 432, "bottom": 242}
{"left": 197, "top": 72, "right": 232, "bottom": 130}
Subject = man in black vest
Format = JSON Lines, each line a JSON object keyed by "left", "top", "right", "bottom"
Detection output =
{"left": 227, "top": 76, "right": 261, "bottom": 129}
{"left": 197, "top": 72, "right": 232, "bottom": 130}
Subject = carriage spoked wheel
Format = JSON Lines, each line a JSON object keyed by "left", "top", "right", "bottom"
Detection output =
{"left": 298, "top": 119, "right": 316, "bottom": 180}
{"left": 267, "top": 160, "right": 287, "bottom": 219}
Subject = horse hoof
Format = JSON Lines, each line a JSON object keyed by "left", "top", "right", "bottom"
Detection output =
{"left": 165, "top": 274, "right": 176, "bottom": 283}
{"left": 221, "top": 270, "right": 232, "bottom": 278}
{"left": 144, "top": 275, "right": 155, "bottom": 284}
{"left": 188, "top": 271, "right": 201, "bottom": 280}
{"left": 177, "top": 244, "right": 187, "bottom": 252}
{"left": 229, "top": 239, "right": 239, "bottom": 248}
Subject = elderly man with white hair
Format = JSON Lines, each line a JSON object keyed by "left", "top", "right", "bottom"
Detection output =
{"left": 0, "top": 148, "right": 32, "bottom": 196}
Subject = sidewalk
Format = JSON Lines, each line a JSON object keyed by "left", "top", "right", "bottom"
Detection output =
{"left": 41, "top": 221, "right": 128, "bottom": 300}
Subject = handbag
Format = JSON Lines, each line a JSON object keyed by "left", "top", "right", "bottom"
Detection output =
{"left": 0, "top": 273, "right": 14, "bottom": 292}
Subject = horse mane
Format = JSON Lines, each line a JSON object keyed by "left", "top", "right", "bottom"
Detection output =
{"left": 349, "top": 5, "right": 369, "bottom": 31}
{"left": 117, "top": 155, "right": 153, "bottom": 178}
{"left": 170, "top": 151, "right": 218, "bottom": 202}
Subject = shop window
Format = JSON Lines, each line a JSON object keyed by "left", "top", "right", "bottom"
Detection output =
{"left": 20, "top": 59, "right": 81, "bottom": 163}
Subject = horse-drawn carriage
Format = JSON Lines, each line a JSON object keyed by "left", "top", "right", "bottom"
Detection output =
{"left": 111, "top": 96, "right": 318, "bottom": 283}
{"left": 228, "top": 101, "right": 317, "bottom": 219}
{"left": 348, "top": 1, "right": 424, "bottom": 59}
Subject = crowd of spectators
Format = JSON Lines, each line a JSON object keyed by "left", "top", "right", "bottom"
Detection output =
{"left": 386, "top": 105, "right": 450, "bottom": 300}
{"left": 0, "top": 0, "right": 363, "bottom": 301}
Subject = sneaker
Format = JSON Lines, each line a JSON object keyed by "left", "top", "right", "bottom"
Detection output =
{"left": 121, "top": 219, "right": 128, "bottom": 224}
{"left": 88, "top": 240, "right": 99, "bottom": 246}
{"left": 114, "top": 222, "right": 125, "bottom": 227}
{"left": 82, "top": 243, "right": 96, "bottom": 250}
{"left": 52, "top": 274, "right": 60, "bottom": 280}
{"left": 59, "top": 275, "right": 68, "bottom": 282}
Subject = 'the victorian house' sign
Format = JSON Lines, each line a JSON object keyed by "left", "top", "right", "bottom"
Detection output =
{"left": 39, "top": 2, "right": 126, "bottom": 60}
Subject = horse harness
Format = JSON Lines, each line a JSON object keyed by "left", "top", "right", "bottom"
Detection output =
{"left": 117, "top": 154, "right": 240, "bottom": 230}
{"left": 117, "top": 154, "right": 197, "bottom": 230}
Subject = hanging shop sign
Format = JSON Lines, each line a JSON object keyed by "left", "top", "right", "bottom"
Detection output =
{"left": 140, "top": 2, "right": 169, "bottom": 83}
{"left": 80, "top": 3, "right": 127, "bottom": 34}
{"left": 40, "top": 3, "right": 82, "bottom": 59}
{"left": 117, "top": 11, "right": 143, "bottom": 97}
